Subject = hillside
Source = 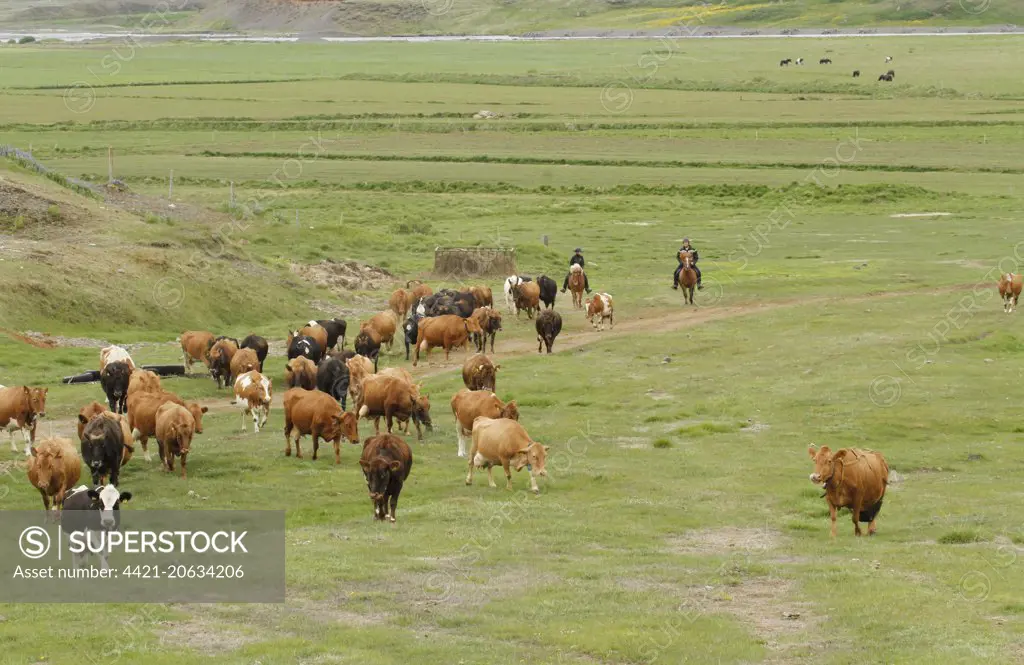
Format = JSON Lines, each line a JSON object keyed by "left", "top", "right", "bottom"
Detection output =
{"left": 1, "top": 0, "right": 1022, "bottom": 36}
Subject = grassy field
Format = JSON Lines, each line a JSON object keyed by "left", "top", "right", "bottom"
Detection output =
{"left": 1, "top": 36, "right": 1024, "bottom": 665}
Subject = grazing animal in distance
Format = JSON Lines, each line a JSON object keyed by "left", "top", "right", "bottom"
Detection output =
{"left": 819, "top": 57, "right": 831, "bottom": 64}
{"left": 886, "top": 69, "right": 895, "bottom": 79}
{"left": 999, "top": 273, "right": 1023, "bottom": 313}
{"left": 808, "top": 444, "right": 889, "bottom": 538}
{"left": 361, "top": 310, "right": 399, "bottom": 353}
{"left": 879, "top": 73, "right": 893, "bottom": 82}
{"left": 466, "top": 417, "right": 549, "bottom": 494}
{"left": 779, "top": 58, "right": 791, "bottom": 67}
{"left": 469, "top": 285, "right": 493, "bottom": 308}
{"left": 389, "top": 289, "right": 413, "bottom": 319}
{"left": 537, "top": 274, "right": 558, "bottom": 310}
{"left": 100, "top": 361, "right": 132, "bottom": 414}
{"left": 503, "top": 275, "right": 532, "bottom": 313}
{"left": 310, "top": 319, "right": 347, "bottom": 352}
{"left": 852, "top": 70, "right": 860, "bottom": 78}
{"left": 885, "top": 55, "right": 893, "bottom": 63}
{"left": 470, "top": 306, "right": 502, "bottom": 353}
{"left": 295, "top": 324, "right": 328, "bottom": 355}
{"left": 354, "top": 331, "right": 381, "bottom": 372}
{"left": 360, "top": 434, "right": 413, "bottom": 523}
{"left": 535, "top": 309, "right": 562, "bottom": 354}
{"left": 357, "top": 374, "right": 433, "bottom": 441}
{"left": 240, "top": 334, "right": 269, "bottom": 372}
{"left": 585, "top": 292, "right": 615, "bottom": 331}
{"left": 403, "top": 314, "right": 421, "bottom": 361}
{"left": 26, "top": 437, "right": 81, "bottom": 515}
{"left": 180, "top": 331, "right": 215, "bottom": 373}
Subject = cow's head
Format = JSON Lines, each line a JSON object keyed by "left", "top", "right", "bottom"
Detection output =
{"left": 413, "top": 394, "right": 433, "bottom": 432}
{"left": 29, "top": 388, "right": 47, "bottom": 419}
{"left": 360, "top": 455, "right": 402, "bottom": 520}
{"left": 28, "top": 445, "right": 58, "bottom": 488}
{"left": 807, "top": 444, "right": 835, "bottom": 487}
{"left": 464, "top": 317, "right": 484, "bottom": 335}
{"left": 513, "top": 441, "right": 549, "bottom": 476}
{"left": 87, "top": 484, "right": 132, "bottom": 529}
{"left": 187, "top": 403, "right": 208, "bottom": 434}
{"left": 332, "top": 411, "right": 360, "bottom": 444}
{"left": 501, "top": 400, "right": 520, "bottom": 421}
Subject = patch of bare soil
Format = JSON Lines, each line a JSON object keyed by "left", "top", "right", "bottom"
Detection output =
{"left": 0, "top": 180, "right": 87, "bottom": 234}
{"left": 291, "top": 259, "right": 395, "bottom": 292}
{"left": 706, "top": 578, "right": 818, "bottom": 654}
{"left": 667, "top": 526, "right": 780, "bottom": 556}
{"left": 0, "top": 328, "right": 57, "bottom": 349}
{"left": 157, "top": 619, "right": 258, "bottom": 655}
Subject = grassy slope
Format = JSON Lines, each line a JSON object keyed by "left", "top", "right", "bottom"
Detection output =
{"left": 0, "top": 38, "right": 1023, "bottom": 664}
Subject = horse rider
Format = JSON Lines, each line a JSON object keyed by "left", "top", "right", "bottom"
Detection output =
{"left": 561, "top": 247, "right": 591, "bottom": 294}
{"left": 672, "top": 237, "right": 703, "bottom": 290}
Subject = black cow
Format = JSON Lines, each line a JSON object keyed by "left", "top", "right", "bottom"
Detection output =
{"left": 403, "top": 314, "right": 421, "bottom": 361}
{"left": 819, "top": 58, "right": 832, "bottom": 64}
{"left": 780, "top": 58, "right": 792, "bottom": 67}
{"left": 879, "top": 73, "right": 893, "bottom": 81}
{"left": 79, "top": 415, "right": 131, "bottom": 486}
{"left": 61, "top": 484, "right": 132, "bottom": 570}
{"left": 240, "top": 334, "right": 269, "bottom": 372}
{"left": 313, "top": 318, "right": 347, "bottom": 351}
{"left": 316, "top": 357, "right": 351, "bottom": 410}
{"left": 886, "top": 69, "right": 895, "bottom": 79}
{"left": 853, "top": 70, "right": 860, "bottom": 78}
{"left": 287, "top": 335, "right": 323, "bottom": 365}
{"left": 537, "top": 275, "right": 557, "bottom": 309}
{"left": 536, "top": 309, "right": 562, "bottom": 354}
{"left": 422, "top": 293, "right": 458, "bottom": 317}
{"left": 100, "top": 361, "right": 131, "bottom": 414}
{"left": 354, "top": 331, "right": 381, "bottom": 372}
{"left": 453, "top": 292, "right": 475, "bottom": 318}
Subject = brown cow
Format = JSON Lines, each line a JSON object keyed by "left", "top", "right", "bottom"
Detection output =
{"left": 470, "top": 285, "right": 493, "bottom": 308}
{"left": 77, "top": 401, "right": 109, "bottom": 441}
{"left": 413, "top": 315, "right": 484, "bottom": 366}
{"left": 358, "top": 374, "right": 433, "bottom": 440}
{"left": 462, "top": 353, "right": 499, "bottom": 392}
{"left": 359, "top": 434, "right": 413, "bottom": 523}
{"left": 99, "top": 345, "right": 135, "bottom": 373}
{"left": 230, "top": 347, "right": 260, "bottom": 379}
{"left": 234, "top": 370, "right": 272, "bottom": 433}
{"left": 156, "top": 402, "right": 196, "bottom": 479}
{"left": 389, "top": 288, "right": 412, "bottom": 319}
{"left": 208, "top": 338, "right": 239, "bottom": 388}
{"left": 512, "top": 281, "right": 541, "bottom": 319}
{"left": 282, "top": 388, "right": 359, "bottom": 464}
{"left": 180, "top": 330, "right": 215, "bottom": 373}
{"left": 127, "top": 391, "right": 206, "bottom": 461}
{"left": 470, "top": 306, "right": 502, "bottom": 353}
{"left": 346, "top": 354, "right": 375, "bottom": 409}
{"left": 808, "top": 444, "right": 890, "bottom": 538}
{"left": 286, "top": 356, "right": 318, "bottom": 390}
{"left": 127, "top": 369, "right": 161, "bottom": 399}
{"left": 410, "top": 281, "right": 432, "bottom": 304}
{"left": 361, "top": 310, "right": 398, "bottom": 352}
{"left": 27, "top": 437, "right": 81, "bottom": 515}
{"left": 294, "top": 324, "right": 329, "bottom": 354}
{"left": 0, "top": 386, "right": 47, "bottom": 455}
{"left": 999, "top": 273, "right": 1023, "bottom": 313}
{"left": 466, "top": 417, "right": 549, "bottom": 494}
{"left": 585, "top": 292, "right": 615, "bottom": 331}
{"left": 450, "top": 389, "right": 519, "bottom": 458}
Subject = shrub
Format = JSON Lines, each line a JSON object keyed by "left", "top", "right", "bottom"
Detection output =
{"left": 652, "top": 438, "right": 673, "bottom": 449}
{"left": 938, "top": 530, "right": 984, "bottom": 545}
{"left": 17, "top": 36, "right": 36, "bottom": 44}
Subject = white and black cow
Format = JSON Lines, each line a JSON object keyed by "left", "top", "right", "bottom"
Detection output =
{"left": 61, "top": 484, "right": 132, "bottom": 570}
{"left": 503, "top": 275, "right": 532, "bottom": 314}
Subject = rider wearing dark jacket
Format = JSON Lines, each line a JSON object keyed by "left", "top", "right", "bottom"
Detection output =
{"left": 672, "top": 237, "right": 703, "bottom": 290}
{"left": 561, "top": 248, "right": 591, "bottom": 293}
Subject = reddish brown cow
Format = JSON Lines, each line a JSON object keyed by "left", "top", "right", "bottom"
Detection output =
{"left": 358, "top": 374, "right": 433, "bottom": 440}
{"left": 470, "top": 306, "right": 502, "bottom": 353}
{"left": 462, "top": 353, "right": 499, "bottom": 391}
{"left": 470, "top": 285, "right": 493, "bottom": 308}
{"left": 389, "top": 289, "right": 412, "bottom": 319}
{"left": 180, "top": 330, "right": 215, "bottom": 372}
{"left": 230, "top": 347, "right": 260, "bottom": 379}
{"left": 999, "top": 272, "right": 1023, "bottom": 313}
{"left": 359, "top": 434, "right": 413, "bottom": 523}
{"left": 466, "top": 417, "right": 549, "bottom": 494}
{"left": 208, "top": 338, "right": 239, "bottom": 388}
{"left": 0, "top": 386, "right": 47, "bottom": 455}
{"left": 512, "top": 281, "right": 541, "bottom": 319}
{"left": 156, "top": 402, "right": 196, "bottom": 479}
{"left": 77, "top": 401, "right": 109, "bottom": 441}
{"left": 294, "top": 324, "right": 329, "bottom": 353}
{"left": 127, "top": 369, "right": 161, "bottom": 399}
{"left": 346, "top": 354, "right": 375, "bottom": 409}
{"left": 361, "top": 310, "right": 399, "bottom": 352}
{"left": 27, "top": 437, "right": 81, "bottom": 514}
{"left": 286, "top": 356, "right": 318, "bottom": 390}
{"left": 808, "top": 444, "right": 890, "bottom": 538}
{"left": 410, "top": 281, "right": 432, "bottom": 304}
{"left": 585, "top": 292, "right": 615, "bottom": 331}
{"left": 450, "top": 389, "right": 519, "bottom": 458}
{"left": 283, "top": 388, "right": 359, "bottom": 464}
{"left": 413, "top": 315, "right": 484, "bottom": 366}
{"left": 127, "top": 391, "right": 206, "bottom": 461}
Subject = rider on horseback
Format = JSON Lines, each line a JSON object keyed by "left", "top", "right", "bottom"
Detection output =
{"left": 672, "top": 237, "right": 703, "bottom": 290}
{"left": 561, "top": 248, "right": 591, "bottom": 294}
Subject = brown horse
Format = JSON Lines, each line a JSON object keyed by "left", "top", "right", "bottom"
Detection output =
{"left": 568, "top": 264, "right": 585, "bottom": 308}
{"left": 678, "top": 251, "right": 697, "bottom": 305}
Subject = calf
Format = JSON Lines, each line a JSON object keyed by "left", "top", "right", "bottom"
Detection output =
{"left": 450, "top": 388, "right": 519, "bottom": 457}
{"left": 999, "top": 273, "right": 1023, "bottom": 313}
{"left": 585, "top": 292, "right": 614, "bottom": 331}
{"left": 413, "top": 315, "right": 483, "bottom": 366}
{"left": 359, "top": 434, "right": 413, "bottom": 523}
{"left": 466, "top": 417, "right": 549, "bottom": 494}
{"left": 27, "top": 437, "right": 82, "bottom": 515}
{"left": 312, "top": 319, "right": 347, "bottom": 351}
{"left": 240, "top": 334, "right": 269, "bottom": 371}
{"left": 537, "top": 275, "right": 557, "bottom": 310}
{"left": 0, "top": 386, "right": 47, "bottom": 455}
{"left": 127, "top": 391, "right": 206, "bottom": 462}
{"left": 234, "top": 370, "right": 272, "bottom": 433}
{"left": 287, "top": 334, "right": 323, "bottom": 365}
{"left": 80, "top": 413, "right": 135, "bottom": 486}
{"left": 156, "top": 402, "right": 196, "bottom": 479}
{"left": 180, "top": 330, "right": 215, "bottom": 373}
{"left": 230, "top": 347, "right": 260, "bottom": 379}
{"left": 126, "top": 369, "right": 161, "bottom": 400}
{"left": 512, "top": 281, "right": 541, "bottom": 319}
{"left": 346, "top": 354, "right": 375, "bottom": 409}
{"left": 463, "top": 353, "right": 499, "bottom": 391}
{"left": 358, "top": 374, "right": 433, "bottom": 440}
{"left": 100, "top": 361, "right": 132, "bottom": 414}
{"left": 536, "top": 309, "right": 563, "bottom": 354}
{"left": 100, "top": 345, "right": 135, "bottom": 373}
{"left": 286, "top": 356, "right": 318, "bottom": 390}
{"left": 208, "top": 338, "right": 239, "bottom": 388}
{"left": 808, "top": 444, "right": 889, "bottom": 538}
{"left": 316, "top": 357, "right": 351, "bottom": 409}
{"left": 283, "top": 388, "right": 359, "bottom": 464}
{"left": 470, "top": 306, "right": 502, "bottom": 353}
{"left": 61, "top": 484, "right": 132, "bottom": 570}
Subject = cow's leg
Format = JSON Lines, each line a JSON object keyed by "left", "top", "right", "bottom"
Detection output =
{"left": 284, "top": 424, "right": 293, "bottom": 457}
{"left": 456, "top": 427, "right": 467, "bottom": 458}
{"left": 38, "top": 488, "right": 50, "bottom": 512}
{"left": 109, "top": 463, "right": 120, "bottom": 487}
{"left": 183, "top": 352, "right": 191, "bottom": 373}
{"left": 528, "top": 469, "right": 539, "bottom": 494}
{"left": 465, "top": 444, "right": 477, "bottom": 485}
{"left": 500, "top": 462, "right": 511, "bottom": 490}
{"left": 389, "top": 491, "right": 398, "bottom": 523}
{"left": 851, "top": 498, "right": 864, "bottom": 536}
{"left": 373, "top": 416, "right": 382, "bottom": 435}
{"left": 311, "top": 433, "right": 320, "bottom": 461}
{"left": 384, "top": 408, "right": 394, "bottom": 434}
{"left": 253, "top": 407, "right": 261, "bottom": 433}
{"left": 333, "top": 436, "right": 341, "bottom": 465}
{"left": 165, "top": 449, "right": 175, "bottom": 473}
{"left": 180, "top": 452, "right": 187, "bottom": 479}
{"left": 829, "top": 503, "right": 838, "bottom": 539}
{"left": 413, "top": 417, "right": 423, "bottom": 441}
{"left": 537, "top": 336, "right": 543, "bottom": 353}
{"left": 295, "top": 433, "right": 304, "bottom": 459}
{"left": 8, "top": 427, "right": 17, "bottom": 453}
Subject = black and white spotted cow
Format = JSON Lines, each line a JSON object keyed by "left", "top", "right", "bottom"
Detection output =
{"left": 60, "top": 484, "right": 133, "bottom": 570}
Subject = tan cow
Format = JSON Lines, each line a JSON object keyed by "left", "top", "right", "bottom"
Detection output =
{"left": 470, "top": 285, "right": 493, "bottom": 308}
{"left": 585, "top": 292, "right": 614, "bottom": 331}
{"left": 127, "top": 369, "right": 161, "bottom": 399}
{"left": 155, "top": 403, "right": 196, "bottom": 479}
{"left": 27, "top": 437, "right": 81, "bottom": 514}
{"left": 389, "top": 289, "right": 412, "bottom": 319}
{"left": 208, "top": 338, "right": 239, "bottom": 389}
{"left": 100, "top": 345, "right": 135, "bottom": 373}
{"left": 358, "top": 374, "right": 433, "bottom": 440}
{"left": 413, "top": 315, "right": 484, "bottom": 366}
{"left": 410, "top": 281, "right": 432, "bottom": 304}
{"left": 230, "top": 347, "right": 260, "bottom": 379}
{"left": 462, "top": 353, "right": 499, "bottom": 392}
{"left": 0, "top": 386, "right": 47, "bottom": 455}
{"left": 346, "top": 354, "right": 375, "bottom": 408}
{"left": 233, "top": 370, "right": 272, "bottom": 433}
{"left": 450, "top": 389, "right": 519, "bottom": 458}
{"left": 512, "top": 282, "right": 541, "bottom": 319}
{"left": 127, "top": 391, "right": 206, "bottom": 461}
{"left": 466, "top": 417, "right": 549, "bottom": 494}
{"left": 286, "top": 356, "right": 317, "bottom": 390}
{"left": 808, "top": 444, "right": 890, "bottom": 538}
{"left": 361, "top": 310, "right": 399, "bottom": 352}
{"left": 77, "top": 401, "right": 109, "bottom": 442}
{"left": 999, "top": 273, "right": 1023, "bottom": 313}
{"left": 294, "top": 324, "right": 329, "bottom": 354}
{"left": 180, "top": 330, "right": 215, "bottom": 372}
{"left": 282, "top": 388, "right": 359, "bottom": 464}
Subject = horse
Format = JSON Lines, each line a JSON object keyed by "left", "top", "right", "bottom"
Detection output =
{"left": 567, "top": 264, "right": 585, "bottom": 309}
{"left": 678, "top": 251, "right": 697, "bottom": 306}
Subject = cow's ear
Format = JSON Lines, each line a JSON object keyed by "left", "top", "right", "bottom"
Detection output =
{"left": 201, "top": 407, "right": 209, "bottom": 413}
{"left": 543, "top": 446, "right": 550, "bottom": 452}
{"left": 29, "top": 446, "right": 38, "bottom": 457}
{"left": 807, "top": 445, "right": 817, "bottom": 459}
{"left": 42, "top": 388, "right": 48, "bottom": 395}
{"left": 118, "top": 492, "right": 132, "bottom": 503}
{"left": 359, "top": 460, "right": 370, "bottom": 471}
{"left": 78, "top": 414, "right": 89, "bottom": 424}
{"left": 87, "top": 489, "right": 100, "bottom": 500}
{"left": 389, "top": 460, "right": 402, "bottom": 471}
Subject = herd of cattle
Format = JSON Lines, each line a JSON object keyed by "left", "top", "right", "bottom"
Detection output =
{"left": 779, "top": 53, "right": 897, "bottom": 81}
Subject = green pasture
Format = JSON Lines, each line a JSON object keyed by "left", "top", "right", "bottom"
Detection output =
{"left": 0, "top": 37, "right": 1023, "bottom": 664}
